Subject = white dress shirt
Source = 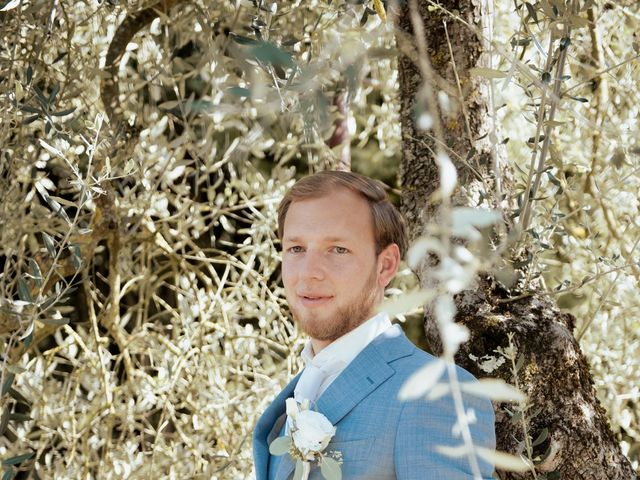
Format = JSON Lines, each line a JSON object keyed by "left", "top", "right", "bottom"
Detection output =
{"left": 293, "top": 311, "right": 393, "bottom": 403}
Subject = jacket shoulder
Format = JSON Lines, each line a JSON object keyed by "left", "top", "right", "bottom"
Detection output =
{"left": 374, "top": 326, "right": 482, "bottom": 384}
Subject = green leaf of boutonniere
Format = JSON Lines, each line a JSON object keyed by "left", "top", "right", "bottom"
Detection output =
{"left": 269, "top": 436, "right": 292, "bottom": 456}
{"left": 320, "top": 456, "right": 342, "bottom": 480}
{"left": 293, "top": 460, "right": 305, "bottom": 480}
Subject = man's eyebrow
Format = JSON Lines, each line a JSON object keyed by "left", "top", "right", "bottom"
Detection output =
{"left": 324, "top": 236, "right": 350, "bottom": 243}
{"left": 282, "top": 236, "right": 302, "bottom": 243}
{"left": 282, "top": 236, "right": 350, "bottom": 243}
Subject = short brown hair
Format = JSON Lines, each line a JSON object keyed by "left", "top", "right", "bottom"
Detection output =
{"left": 277, "top": 171, "right": 407, "bottom": 257}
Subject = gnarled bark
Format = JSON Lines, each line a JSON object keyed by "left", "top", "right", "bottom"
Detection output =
{"left": 395, "top": 0, "right": 636, "bottom": 478}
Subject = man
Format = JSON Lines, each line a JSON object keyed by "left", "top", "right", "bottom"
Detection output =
{"left": 253, "top": 171, "right": 495, "bottom": 479}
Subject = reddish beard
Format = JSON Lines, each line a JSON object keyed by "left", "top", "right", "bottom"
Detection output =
{"left": 290, "top": 265, "right": 379, "bottom": 342}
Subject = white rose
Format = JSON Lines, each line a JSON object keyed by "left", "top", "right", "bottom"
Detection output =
{"left": 291, "top": 410, "right": 336, "bottom": 458}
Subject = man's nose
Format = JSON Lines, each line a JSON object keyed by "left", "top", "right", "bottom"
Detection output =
{"left": 300, "top": 251, "right": 326, "bottom": 280}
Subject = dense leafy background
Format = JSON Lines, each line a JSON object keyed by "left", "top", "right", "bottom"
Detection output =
{"left": 0, "top": 0, "right": 638, "bottom": 477}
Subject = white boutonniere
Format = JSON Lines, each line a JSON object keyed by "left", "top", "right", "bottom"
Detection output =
{"left": 269, "top": 398, "right": 343, "bottom": 480}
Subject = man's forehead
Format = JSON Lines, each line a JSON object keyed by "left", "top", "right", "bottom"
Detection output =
{"left": 282, "top": 188, "right": 374, "bottom": 239}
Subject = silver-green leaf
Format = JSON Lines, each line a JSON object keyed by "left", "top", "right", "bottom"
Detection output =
{"left": 17, "top": 277, "right": 33, "bottom": 303}
{"left": 29, "top": 258, "right": 43, "bottom": 287}
{"left": 293, "top": 460, "right": 304, "bottom": 480}
{"left": 269, "top": 435, "right": 292, "bottom": 456}
{"left": 42, "top": 232, "right": 56, "bottom": 256}
{"left": 320, "top": 456, "right": 342, "bottom": 480}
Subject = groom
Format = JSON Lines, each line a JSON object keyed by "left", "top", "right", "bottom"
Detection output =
{"left": 253, "top": 171, "right": 495, "bottom": 479}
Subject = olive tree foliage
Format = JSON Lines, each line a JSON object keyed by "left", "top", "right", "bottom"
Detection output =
{"left": 492, "top": 0, "right": 640, "bottom": 469}
{"left": 0, "top": 0, "right": 400, "bottom": 477}
{"left": 490, "top": 0, "right": 640, "bottom": 471}
{"left": 395, "top": 0, "right": 638, "bottom": 476}
{"left": 0, "top": 0, "right": 637, "bottom": 479}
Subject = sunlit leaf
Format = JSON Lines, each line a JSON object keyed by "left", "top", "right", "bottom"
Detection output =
{"left": 29, "top": 259, "right": 43, "bottom": 287}
{"left": 407, "top": 237, "right": 443, "bottom": 269}
{"left": 442, "top": 320, "right": 470, "bottom": 354}
{"left": 435, "top": 152, "right": 457, "bottom": 197}
{"left": 0, "top": 0, "right": 21, "bottom": 12}
{"left": 452, "top": 208, "right": 501, "bottom": 229}
{"left": 69, "top": 244, "right": 82, "bottom": 270}
{"left": 398, "top": 359, "right": 446, "bottom": 401}
{"left": 17, "top": 320, "right": 34, "bottom": 341}
{"left": 434, "top": 443, "right": 469, "bottom": 458}
{"left": 476, "top": 447, "right": 532, "bottom": 472}
{"left": 378, "top": 289, "right": 434, "bottom": 318}
{"left": 460, "top": 379, "right": 526, "bottom": 402}
{"left": 426, "top": 382, "right": 451, "bottom": 401}
{"left": 38, "top": 139, "right": 64, "bottom": 159}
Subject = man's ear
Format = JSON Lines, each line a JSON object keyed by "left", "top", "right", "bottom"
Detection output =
{"left": 377, "top": 243, "right": 401, "bottom": 288}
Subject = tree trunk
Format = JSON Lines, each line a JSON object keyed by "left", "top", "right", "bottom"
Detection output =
{"left": 395, "top": 0, "right": 636, "bottom": 478}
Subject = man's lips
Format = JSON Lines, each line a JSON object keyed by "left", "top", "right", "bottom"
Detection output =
{"left": 297, "top": 294, "right": 334, "bottom": 306}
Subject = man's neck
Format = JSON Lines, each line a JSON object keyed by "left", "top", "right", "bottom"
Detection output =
{"left": 310, "top": 338, "right": 332, "bottom": 354}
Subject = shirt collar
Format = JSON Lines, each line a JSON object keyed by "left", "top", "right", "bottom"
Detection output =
{"left": 301, "top": 311, "right": 392, "bottom": 369}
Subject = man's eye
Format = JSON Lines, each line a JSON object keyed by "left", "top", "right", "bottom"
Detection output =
{"left": 289, "top": 246, "right": 304, "bottom": 253}
{"left": 334, "top": 246, "right": 348, "bottom": 254}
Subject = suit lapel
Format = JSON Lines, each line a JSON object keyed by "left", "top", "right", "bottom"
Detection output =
{"left": 253, "top": 373, "right": 301, "bottom": 480}
{"left": 315, "top": 343, "right": 395, "bottom": 425}
{"left": 275, "top": 325, "right": 414, "bottom": 479}
{"left": 317, "top": 325, "right": 415, "bottom": 425}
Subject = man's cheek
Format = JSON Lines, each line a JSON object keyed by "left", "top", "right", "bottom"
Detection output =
{"left": 281, "top": 270, "right": 293, "bottom": 293}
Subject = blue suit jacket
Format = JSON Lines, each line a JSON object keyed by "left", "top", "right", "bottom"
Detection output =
{"left": 253, "top": 325, "right": 496, "bottom": 479}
